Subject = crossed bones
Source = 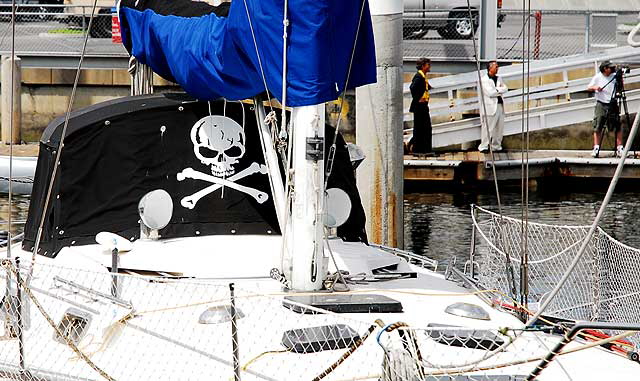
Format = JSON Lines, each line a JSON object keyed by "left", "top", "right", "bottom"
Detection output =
{"left": 177, "top": 162, "right": 269, "bottom": 209}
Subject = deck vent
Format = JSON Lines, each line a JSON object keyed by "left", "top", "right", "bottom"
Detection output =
{"left": 54, "top": 308, "right": 91, "bottom": 345}
{"left": 198, "top": 305, "right": 244, "bottom": 324}
{"left": 282, "top": 324, "right": 360, "bottom": 353}
{"left": 283, "top": 294, "right": 403, "bottom": 314}
{"left": 426, "top": 323, "right": 504, "bottom": 351}
{"left": 445, "top": 302, "right": 491, "bottom": 321}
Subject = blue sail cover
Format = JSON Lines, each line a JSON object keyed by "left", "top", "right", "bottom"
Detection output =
{"left": 119, "top": 0, "right": 376, "bottom": 107}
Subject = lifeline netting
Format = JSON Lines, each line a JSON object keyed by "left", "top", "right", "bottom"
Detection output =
{"left": 470, "top": 205, "right": 640, "bottom": 349}
{"left": 0, "top": 253, "right": 636, "bottom": 380}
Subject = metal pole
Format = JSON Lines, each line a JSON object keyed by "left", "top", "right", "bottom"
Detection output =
{"left": 229, "top": 283, "right": 240, "bottom": 381}
{"left": 110, "top": 248, "right": 118, "bottom": 298}
{"left": 584, "top": 12, "right": 591, "bottom": 54}
{"left": 479, "top": 0, "right": 497, "bottom": 61}
{"left": 15, "top": 258, "right": 24, "bottom": 372}
{"left": 356, "top": 0, "right": 404, "bottom": 248}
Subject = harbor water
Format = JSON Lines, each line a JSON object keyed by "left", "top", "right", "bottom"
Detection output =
{"left": 1, "top": 191, "right": 639, "bottom": 269}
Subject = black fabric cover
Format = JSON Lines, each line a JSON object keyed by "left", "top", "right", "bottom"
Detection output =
{"left": 325, "top": 126, "right": 368, "bottom": 244}
{"left": 120, "top": 0, "right": 230, "bottom": 18}
{"left": 24, "top": 94, "right": 279, "bottom": 257}
{"left": 23, "top": 94, "right": 367, "bottom": 257}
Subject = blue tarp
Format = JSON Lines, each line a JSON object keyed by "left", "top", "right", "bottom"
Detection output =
{"left": 119, "top": 0, "right": 376, "bottom": 107}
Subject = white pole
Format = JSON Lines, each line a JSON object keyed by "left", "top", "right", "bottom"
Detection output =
{"left": 355, "top": 0, "right": 404, "bottom": 248}
{"left": 1, "top": 56, "right": 21, "bottom": 144}
{"left": 479, "top": 0, "right": 498, "bottom": 61}
{"left": 284, "top": 105, "right": 327, "bottom": 291}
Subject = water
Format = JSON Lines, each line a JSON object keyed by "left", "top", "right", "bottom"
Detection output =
{"left": 2, "top": 191, "right": 640, "bottom": 269}
{"left": 404, "top": 190, "right": 640, "bottom": 267}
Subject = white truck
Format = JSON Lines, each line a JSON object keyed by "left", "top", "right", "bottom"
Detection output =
{"left": 404, "top": 0, "right": 506, "bottom": 39}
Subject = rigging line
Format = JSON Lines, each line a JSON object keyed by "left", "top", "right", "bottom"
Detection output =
{"left": 499, "top": 14, "right": 533, "bottom": 60}
{"left": 323, "top": 0, "right": 367, "bottom": 189}
{"left": 464, "top": 0, "right": 516, "bottom": 299}
{"left": 28, "top": 0, "right": 101, "bottom": 280}
{"left": 281, "top": 0, "right": 289, "bottom": 137}
{"left": 525, "top": 92, "right": 640, "bottom": 328}
{"left": 518, "top": 0, "right": 532, "bottom": 314}
{"left": 7, "top": 0, "right": 16, "bottom": 261}
{"left": 241, "top": 0, "right": 276, "bottom": 124}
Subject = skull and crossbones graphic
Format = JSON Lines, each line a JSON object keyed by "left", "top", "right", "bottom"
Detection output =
{"left": 177, "top": 115, "right": 269, "bottom": 209}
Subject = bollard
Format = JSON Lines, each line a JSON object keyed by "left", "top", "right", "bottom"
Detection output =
{"left": 1, "top": 55, "right": 21, "bottom": 144}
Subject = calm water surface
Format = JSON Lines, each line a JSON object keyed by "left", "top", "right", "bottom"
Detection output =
{"left": 1, "top": 191, "right": 640, "bottom": 268}
{"left": 405, "top": 190, "right": 640, "bottom": 267}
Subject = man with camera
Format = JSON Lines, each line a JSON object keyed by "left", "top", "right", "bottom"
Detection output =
{"left": 587, "top": 60, "right": 623, "bottom": 158}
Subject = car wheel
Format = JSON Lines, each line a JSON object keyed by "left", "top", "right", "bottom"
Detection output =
{"left": 447, "top": 11, "right": 478, "bottom": 40}
{"left": 89, "top": 14, "right": 112, "bottom": 38}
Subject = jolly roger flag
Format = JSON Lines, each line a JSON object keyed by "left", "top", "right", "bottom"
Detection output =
{"left": 23, "top": 94, "right": 280, "bottom": 257}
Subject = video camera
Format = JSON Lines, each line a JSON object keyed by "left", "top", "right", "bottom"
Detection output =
{"left": 615, "top": 65, "right": 630, "bottom": 81}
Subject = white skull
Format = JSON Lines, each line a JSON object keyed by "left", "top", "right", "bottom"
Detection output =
{"left": 190, "top": 115, "right": 246, "bottom": 177}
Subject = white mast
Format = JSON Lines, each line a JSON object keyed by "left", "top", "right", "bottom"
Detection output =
{"left": 283, "top": 105, "right": 327, "bottom": 291}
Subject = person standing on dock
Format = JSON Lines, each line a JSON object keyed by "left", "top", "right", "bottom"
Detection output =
{"left": 409, "top": 57, "right": 433, "bottom": 154}
{"left": 587, "top": 60, "right": 622, "bottom": 158}
{"left": 478, "top": 61, "right": 508, "bottom": 153}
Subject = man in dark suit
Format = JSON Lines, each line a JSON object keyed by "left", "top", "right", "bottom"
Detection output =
{"left": 409, "top": 57, "right": 433, "bottom": 154}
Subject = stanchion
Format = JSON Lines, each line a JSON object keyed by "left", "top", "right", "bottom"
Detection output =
{"left": 229, "top": 283, "right": 241, "bottom": 381}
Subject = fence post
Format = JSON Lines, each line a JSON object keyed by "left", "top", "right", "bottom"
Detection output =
{"left": 1, "top": 55, "right": 21, "bottom": 144}
{"left": 584, "top": 12, "right": 591, "bottom": 54}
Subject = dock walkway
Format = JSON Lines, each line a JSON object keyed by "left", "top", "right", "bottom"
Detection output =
{"left": 404, "top": 149, "right": 640, "bottom": 184}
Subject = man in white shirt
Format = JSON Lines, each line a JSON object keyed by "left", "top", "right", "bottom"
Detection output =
{"left": 478, "top": 61, "right": 508, "bottom": 153}
{"left": 587, "top": 60, "right": 622, "bottom": 158}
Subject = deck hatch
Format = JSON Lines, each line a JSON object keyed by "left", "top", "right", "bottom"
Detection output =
{"left": 281, "top": 324, "right": 360, "bottom": 353}
{"left": 283, "top": 294, "right": 403, "bottom": 314}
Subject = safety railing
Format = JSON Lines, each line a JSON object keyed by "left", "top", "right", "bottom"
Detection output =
{"left": 404, "top": 8, "right": 640, "bottom": 62}
{"left": 404, "top": 45, "right": 640, "bottom": 147}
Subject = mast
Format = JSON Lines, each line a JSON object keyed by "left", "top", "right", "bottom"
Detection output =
{"left": 283, "top": 105, "right": 327, "bottom": 291}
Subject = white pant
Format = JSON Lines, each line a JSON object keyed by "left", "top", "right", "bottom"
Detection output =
{"left": 478, "top": 104, "right": 505, "bottom": 151}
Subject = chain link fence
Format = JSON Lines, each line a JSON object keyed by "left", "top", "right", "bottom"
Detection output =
{"left": 0, "top": 5, "right": 126, "bottom": 56}
{"left": 404, "top": 9, "right": 640, "bottom": 62}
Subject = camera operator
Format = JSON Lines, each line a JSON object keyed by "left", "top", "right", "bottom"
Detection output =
{"left": 587, "top": 60, "right": 622, "bottom": 158}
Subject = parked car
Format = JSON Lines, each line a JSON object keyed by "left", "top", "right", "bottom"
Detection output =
{"left": 60, "top": 0, "right": 114, "bottom": 38}
{"left": 0, "top": 0, "right": 63, "bottom": 21}
{"left": 404, "top": 0, "right": 506, "bottom": 40}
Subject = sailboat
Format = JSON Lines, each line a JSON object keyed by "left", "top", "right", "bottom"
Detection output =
{"left": 0, "top": 0, "right": 638, "bottom": 380}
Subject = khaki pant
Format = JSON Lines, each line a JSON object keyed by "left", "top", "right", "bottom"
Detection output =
{"left": 478, "top": 104, "right": 505, "bottom": 151}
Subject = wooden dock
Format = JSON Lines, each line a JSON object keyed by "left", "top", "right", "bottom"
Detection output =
{"left": 404, "top": 150, "right": 640, "bottom": 185}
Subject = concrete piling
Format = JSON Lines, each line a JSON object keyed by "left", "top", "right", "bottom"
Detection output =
{"left": 356, "top": 0, "right": 404, "bottom": 248}
{"left": 1, "top": 55, "right": 22, "bottom": 144}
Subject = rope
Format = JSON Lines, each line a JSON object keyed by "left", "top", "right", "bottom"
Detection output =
{"left": 28, "top": 0, "right": 101, "bottom": 281}
{"left": 0, "top": 176, "right": 33, "bottom": 184}
{"left": 518, "top": 0, "right": 532, "bottom": 315}
{"left": 2, "top": 259, "right": 115, "bottom": 380}
{"left": 7, "top": 0, "right": 16, "bottom": 264}
{"left": 311, "top": 323, "right": 378, "bottom": 381}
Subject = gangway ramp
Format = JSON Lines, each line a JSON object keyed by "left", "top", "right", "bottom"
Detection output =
{"left": 404, "top": 46, "right": 640, "bottom": 148}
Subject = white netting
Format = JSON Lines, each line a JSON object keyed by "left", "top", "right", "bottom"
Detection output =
{"left": 0, "top": 259, "right": 395, "bottom": 381}
{"left": 0, "top": 254, "right": 636, "bottom": 380}
{"left": 470, "top": 205, "right": 640, "bottom": 350}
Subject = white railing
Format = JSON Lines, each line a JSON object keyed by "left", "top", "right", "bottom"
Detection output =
{"left": 404, "top": 45, "right": 640, "bottom": 147}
